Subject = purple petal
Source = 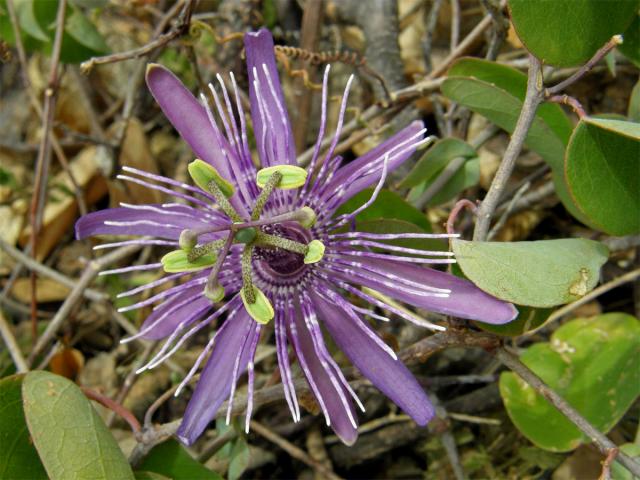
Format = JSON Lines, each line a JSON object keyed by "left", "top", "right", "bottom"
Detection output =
{"left": 145, "top": 64, "right": 234, "bottom": 179}
{"left": 317, "top": 121, "right": 425, "bottom": 212}
{"left": 311, "top": 288, "right": 434, "bottom": 426}
{"left": 244, "top": 29, "right": 296, "bottom": 166}
{"left": 332, "top": 255, "right": 518, "bottom": 324}
{"left": 75, "top": 205, "right": 218, "bottom": 240}
{"left": 177, "top": 310, "right": 255, "bottom": 445}
{"left": 139, "top": 286, "right": 211, "bottom": 340}
{"left": 286, "top": 305, "right": 358, "bottom": 445}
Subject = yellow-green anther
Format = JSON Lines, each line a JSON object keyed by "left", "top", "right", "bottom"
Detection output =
{"left": 295, "top": 206, "right": 317, "bottom": 228}
{"left": 304, "top": 240, "right": 325, "bottom": 264}
{"left": 188, "top": 159, "right": 234, "bottom": 197}
{"left": 204, "top": 282, "right": 225, "bottom": 302}
{"left": 235, "top": 227, "right": 257, "bottom": 244}
{"left": 241, "top": 286, "right": 274, "bottom": 324}
{"left": 179, "top": 229, "right": 198, "bottom": 251}
{"left": 256, "top": 165, "right": 307, "bottom": 190}
{"left": 161, "top": 249, "right": 217, "bottom": 273}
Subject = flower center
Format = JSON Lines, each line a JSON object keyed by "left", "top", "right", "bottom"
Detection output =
{"left": 254, "top": 223, "right": 310, "bottom": 277}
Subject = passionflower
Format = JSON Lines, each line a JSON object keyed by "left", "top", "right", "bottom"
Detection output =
{"left": 76, "top": 29, "right": 517, "bottom": 446}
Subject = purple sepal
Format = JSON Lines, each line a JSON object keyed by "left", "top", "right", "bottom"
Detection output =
{"left": 176, "top": 310, "right": 254, "bottom": 445}
{"left": 145, "top": 64, "right": 234, "bottom": 179}
{"left": 287, "top": 305, "right": 358, "bottom": 445}
{"left": 311, "top": 288, "right": 435, "bottom": 426}
{"left": 244, "top": 29, "right": 296, "bottom": 166}
{"left": 336, "top": 256, "right": 519, "bottom": 324}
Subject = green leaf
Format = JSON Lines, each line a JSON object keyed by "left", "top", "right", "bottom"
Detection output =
{"left": 134, "top": 472, "right": 172, "bottom": 480}
{"left": 500, "top": 313, "right": 640, "bottom": 452}
{"left": 629, "top": 79, "right": 640, "bottom": 122}
{"left": 618, "top": 14, "right": 640, "bottom": 68}
{"left": 452, "top": 238, "right": 609, "bottom": 307}
{"left": 475, "top": 306, "right": 552, "bottom": 337}
{"left": 0, "top": 374, "right": 47, "bottom": 480}
{"left": 441, "top": 58, "right": 588, "bottom": 223}
{"left": 565, "top": 117, "right": 640, "bottom": 235}
{"left": 228, "top": 438, "right": 250, "bottom": 480}
{"left": 22, "top": 371, "right": 134, "bottom": 480}
{"left": 399, "top": 138, "right": 477, "bottom": 188}
{"left": 611, "top": 443, "right": 640, "bottom": 480}
{"left": 335, "top": 189, "right": 432, "bottom": 232}
{"left": 418, "top": 157, "right": 480, "bottom": 207}
{"left": 15, "top": 0, "right": 50, "bottom": 42}
{"left": 65, "top": 6, "right": 108, "bottom": 53}
{"left": 138, "top": 439, "right": 222, "bottom": 480}
{"left": 508, "top": 0, "right": 637, "bottom": 67}
{"left": 442, "top": 58, "right": 573, "bottom": 170}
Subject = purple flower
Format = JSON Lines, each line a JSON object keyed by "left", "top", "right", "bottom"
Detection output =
{"left": 76, "top": 29, "right": 517, "bottom": 446}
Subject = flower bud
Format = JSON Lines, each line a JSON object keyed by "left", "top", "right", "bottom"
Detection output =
{"left": 295, "top": 206, "right": 317, "bottom": 228}
{"left": 179, "top": 229, "right": 198, "bottom": 251}
{"left": 204, "top": 282, "right": 225, "bottom": 302}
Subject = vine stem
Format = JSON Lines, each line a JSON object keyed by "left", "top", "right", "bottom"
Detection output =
{"left": 473, "top": 54, "right": 544, "bottom": 241}
{"left": 496, "top": 348, "right": 640, "bottom": 477}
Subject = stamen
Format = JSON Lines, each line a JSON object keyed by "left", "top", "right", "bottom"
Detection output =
{"left": 188, "top": 238, "right": 226, "bottom": 262}
{"left": 207, "top": 179, "right": 242, "bottom": 222}
{"left": 257, "top": 233, "right": 308, "bottom": 255}
{"left": 251, "top": 171, "right": 283, "bottom": 220}
{"left": 241, "top": 246, "right": 256, "bottom": 303}
{"left": 203, "top": 233, "right": 234, "bottom": 302}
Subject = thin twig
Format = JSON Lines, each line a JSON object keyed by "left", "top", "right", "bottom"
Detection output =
{"left": 0, "top": 310, "right": 28, "bottom": 373}
{"left": 548, "top": 94, "right": 587, "bottom": 118}
{"left": 473, "top": 55, "right": 544, "bottom": 241}
{"left": 80, "top": 1, "right": 195, "bottom": 73}
{"left": 0, "top": 238, "right": 106, "bottom": 302}
{"left": 28, "top": 0, "right": 67, "bottom": 341}
{"left": 599, "top": 447, "right": 619, "bottom": 480}
{"left": 27, "top": 245, "right": 142, "bottom": 365}
{"left": 251, "top": 420, "right": 344, "bottom": 480}
{"left": 496, "top": 347, "right": 640, "bottom": 477}
{"left": 546, "top": 35, "right": 623, "bottom": 96}
{"left": 81, "top": 387, "right": 141, "bottom": 433}
{"left": 449, "top": 0, "right": 460, "bottom": 52}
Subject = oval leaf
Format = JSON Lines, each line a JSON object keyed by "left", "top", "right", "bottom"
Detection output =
{"left": 399, "top": 138, "right": 477, "bottom": 188}
{"left": 565, "top": 117, "right": 640, "bottom": 235}
{"left": 452, "top": 238, "right": 609, "bottom": 308}
{"left": 508, "top": 0, "right": 637, "bottom": 67}
{"left": 500, "top": 313, "right": 640, "bottom": 452}
{"left": 0, "top": 374, "right": 47, "bottom": 480}
{"left": 22, "top": 371, "right": 134, "bottom": 480}
{"left": 138, "top": 439, "right": 221, "bottom": 480}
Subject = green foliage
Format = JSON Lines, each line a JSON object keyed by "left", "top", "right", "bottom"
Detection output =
{"left": 611, "top": 443, "right": 640, "bottom": 480}
{"left": 402, "top": 138, "right": 480, "bottom": 207}
{"left": 0, "top": 375, "right": 47, "bottom": 480}
{"left": 629, "top": 80, "right": 640, "bottom": 122}
{"left": 138, "top": 439, "right": 222, "bottom": 480}
{"left": 22, "top": 371, "right": 134, "bottom": 480}
{"left": 452, "top": 238, "right": 609, "bottom": 307}
{"left": 336, "top": 188, "right": 431, "bottom": 231}
{"left": 441, "top": 58, "right": 587, "bottom": 222}
{"left": 0, "top": 0, "right": 109, "bottom": 64}
{"left": 619, "top": 14, "right": 640, "bottom": 68}
{"left": 565, "top": 118, "right": 640, "bottom": 235}
{"left": 508, "top": 0, "right": 637, "bottom": 67}
{"left": 500, "top": 313, "right": 640, "bottom": 452}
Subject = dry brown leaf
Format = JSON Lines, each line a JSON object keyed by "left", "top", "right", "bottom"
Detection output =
{"left": 11, "top": 277, "right": 71, "bottom": 303}
{"left": 49, "top": 347, "right": 85, "bottom": 380}
{"left": 20, "top": 146, "right": 108, "bottom": 260}
{"left": 111, "top": 117, "right": 162, "bottom": 205}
